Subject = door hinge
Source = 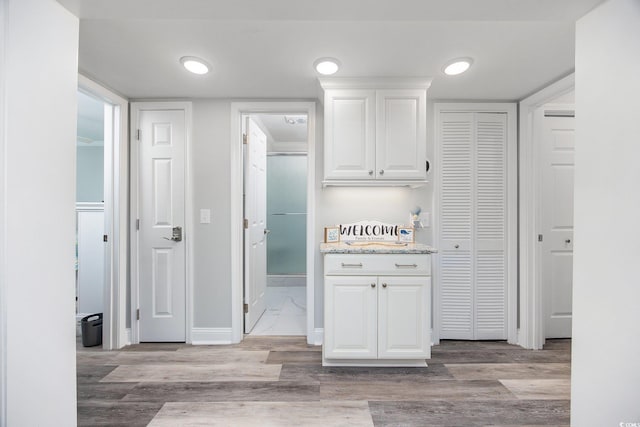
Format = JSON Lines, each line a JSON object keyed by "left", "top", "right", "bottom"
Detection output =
{"left": 538, "top": 234, "right": 543, "bottom": 242}
{"left": 137, "top": 129, "right": 141, "bottom": 141}
{"left": 136, "top": 308, "right": 140, "bottom": 320}
{"left": 103, "top": 234, "right": 108, "bottom": 242}
{"left": 242, "top": 134, "right": 248, "bottom": 144}
{"left": 244, "top": 219, "right": 249, "bottom": 229}
{"left": 136, "top": 219, "right": 140, "bottom": 230}
{"left": 243, "top": 303, "right": 249, "bottom": 314}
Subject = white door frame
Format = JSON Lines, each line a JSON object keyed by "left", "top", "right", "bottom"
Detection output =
{"left": 0, "top": 0, "right": 8, "bottom": 419}
{"left": 130, "top": 102, "right": 194, "bottom": 344}
{"left": 230, "top": 102, "right": 317, "bottom": 344}
{"left": 78, "top": 74, "right": 129, "bottom": 350}
{"left": 433, "top": 102, "right": 518, "bottom": 345}
{"left": 518, "top": 73, "right": 575, "bottom": 350}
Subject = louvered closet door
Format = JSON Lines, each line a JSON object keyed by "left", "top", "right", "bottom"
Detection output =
{"left": 438, "top": 112, "right": 507, "bottom": 340}
{"left": 439, "top": 113, "right": 474, "bottom": 339}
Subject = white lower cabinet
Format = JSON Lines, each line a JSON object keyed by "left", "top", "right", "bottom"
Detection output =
{"left": 323, "top": 254, "right": 431, "bottom": 367}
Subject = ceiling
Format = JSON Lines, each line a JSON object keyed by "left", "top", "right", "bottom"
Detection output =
{"left": 59, "top": 0, "right": 604, "bottom": 101}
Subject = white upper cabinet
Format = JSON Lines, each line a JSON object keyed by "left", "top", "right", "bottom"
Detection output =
{"left": 376, "top": 89, "right": 427, "bottom": 180}
{"left": 323, "top": 89, "right": 376, "bottom": 180}
{"left": 321, "top": 78, "right": 431, "bottom": 185}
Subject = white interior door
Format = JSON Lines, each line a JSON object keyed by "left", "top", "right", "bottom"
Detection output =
{"left": 541, "top": 112, "right": 575, "bottom": 339}
{"left": 244, "top": 117, "right": 268, "bottom": 333}
{"left": 138, "top": 108, "right": 186, "bottom": 342}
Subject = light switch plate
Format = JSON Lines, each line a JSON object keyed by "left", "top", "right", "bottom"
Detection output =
{"left": 200, "top": 209, "right": 211, "bottom": 224}
{"left": 422, "top": 212, "right": 430, "bottom": 227}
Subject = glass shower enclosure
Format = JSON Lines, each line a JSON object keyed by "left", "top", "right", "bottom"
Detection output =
{"left": 266, "top": 154, "right": 307, "bottom": 280}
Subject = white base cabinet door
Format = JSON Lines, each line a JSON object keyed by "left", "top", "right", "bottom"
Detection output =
{"left": 378, "top": 277, "right": 430, "bottom": 359}
{"left": 324, "top": 276, "right": 378, "bottom": 359}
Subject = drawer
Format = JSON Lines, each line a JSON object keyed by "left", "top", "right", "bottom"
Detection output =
{"left": 324, "top": 254, "right": 430, "bottom": 276}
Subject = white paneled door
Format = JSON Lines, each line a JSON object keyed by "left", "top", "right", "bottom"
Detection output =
{"left": 541, "top": 113, "right": 575, "bottom": 339}
{"left": 438, "top": 111, "right": 509, "bottom": 340}
{"left": 244, "top": 118, "right": 268, "bottom": 333}
{"left": 138, "top": 108, "right": 186, "bottom": 342}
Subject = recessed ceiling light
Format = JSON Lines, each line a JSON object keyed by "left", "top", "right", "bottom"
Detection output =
{"left": 180, "top": 56, "right": 211, "bottom": 75}
{"left": 443, "top": 58, "right": 473, "bottom": 76}
{"left": 314, "top": 57, "right": 341, "bottom": 75}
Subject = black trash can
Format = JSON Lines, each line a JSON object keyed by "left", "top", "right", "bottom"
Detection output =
{"left": 81, "top": 313, "right": 103, "bottom": 347}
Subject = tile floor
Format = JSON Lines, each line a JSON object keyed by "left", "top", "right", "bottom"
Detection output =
{"left": 77, "top": 337, "right": 571, "bottom": 426}
{"left": 250, "top": 286, "right": 306, "bottom": 336}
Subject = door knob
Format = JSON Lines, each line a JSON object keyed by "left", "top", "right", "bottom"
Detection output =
{"left": 379, "top": 169, "right": 385, "bottom": 176}
{"left": 368, "top": 170, "right": 374, "bottom": 176}
{"left": 382, "top": 283, "right": 387, "bottom": 288}
{"left": 163, "top": 226, "right": 182, "bottom": 242}
{"left": 565, "top": 239, "right": 571, "bottom": 244}
{"left": 454, "top": 244, "right": 459, "bottom": 249}
{"left": 371, "top": 283, "right": 376, "bottom": 288}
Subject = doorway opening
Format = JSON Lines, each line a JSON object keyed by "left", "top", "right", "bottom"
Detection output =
{"left": 75, "top": 90, "right": 107, "bottom": 345}
{"left": 230, "top": 102, "right": 317, "bottom": 344}
{"left": 76, "top": 75, "right": 128, "bottom": 350}
{"left": 243, "top": 114, "right": 308, "bottom": 336}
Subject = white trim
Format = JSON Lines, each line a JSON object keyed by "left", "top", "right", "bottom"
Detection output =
{"left": 518, "top": 74, "right": 575, "bottom": 350}
{"left": 191, "top": 328, "right": 234, "bottom": 345}
{"left": 267, "top": 275, "right": 306, "bottom": 287}
{"left": 0, "top": 0, "right": 7, "bottom": 421}
{"left": 230, "top": 101, "right": 317, "bottom": 345}
{"left": 319, "top": 77, "right": 432, "bottom": 90}
{"left": 433, "top": 102, "right": 518, "bottom": 345}
{"left": 311, "top": 328, "right": 324, "bottom": 346}
{"left": 130, "top": 101, "right": 194, "bottom": 344}
{"left": 125, "top": 328, "right": 132, "bottom": 346}
{"left": 78, "top": 74, "right": 129, "bottom": 350}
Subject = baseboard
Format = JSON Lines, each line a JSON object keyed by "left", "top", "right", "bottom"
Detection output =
{"left": 267, "top": 275, "right": 306, "bottom": 287}
{"left": 191, "top": 327, "right": 233, "bottom": 345}
{"left": 309, "top": 328, "right": 323, "bottom": 346}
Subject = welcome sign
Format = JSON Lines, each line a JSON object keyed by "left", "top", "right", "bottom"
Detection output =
{"left": 335, "top": 220, "right": 414, "bottom": 243}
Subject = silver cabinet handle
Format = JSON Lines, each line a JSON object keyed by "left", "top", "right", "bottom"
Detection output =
{"left": 341, "top": 263, "right": 363, "bottom": 268}
{"left": 395, "top": 263, "right": 418, "bottom": 268}
{"left": 368, "top": 170, "right": 374, "bottom": 176}
{"left": 371, "top": 283, "right": 376, "bottom": 288}
{"left": 382, "top": 283, "right": 388, "bottom": 288}
{"left": 379, "top": 169, "right": 385, "bottom": 176}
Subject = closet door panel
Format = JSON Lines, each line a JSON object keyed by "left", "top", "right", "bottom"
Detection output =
{"left": 475, "top": 114, "right": 507, "bottom": 339}
{"left": 439, "top": 113, "right": 473, "bottom": 339}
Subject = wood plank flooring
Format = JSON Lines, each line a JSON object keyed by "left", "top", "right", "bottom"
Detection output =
{"left": 77, "top": 337, "right": 571, "bottom": 426}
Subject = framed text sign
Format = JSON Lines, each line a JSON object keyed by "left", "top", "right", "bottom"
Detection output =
{"left": 338, "top": 220, "right": 407, "bottom": 242}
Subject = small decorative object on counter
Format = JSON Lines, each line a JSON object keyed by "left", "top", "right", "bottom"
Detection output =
{"left": 324, "top": 226, "right": 340, "bottom": 243}
{"left": 398, "top": 227, "right": 415, "bottom": 243}
{"left": 410, "top": 206, "right": 423, "bottom": 229}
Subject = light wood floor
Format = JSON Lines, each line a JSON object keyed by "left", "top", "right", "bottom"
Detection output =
{"left": 77, "top": 337, "right": 571, "bottom": 426}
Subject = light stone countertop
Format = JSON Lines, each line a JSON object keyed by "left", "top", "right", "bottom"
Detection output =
{"left": 320, "top": 242, "right": 437, "bottom": 254}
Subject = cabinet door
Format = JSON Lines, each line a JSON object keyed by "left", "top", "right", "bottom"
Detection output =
{"left": 376, "top": 89, "right": 427, "bottom": 180}
{"left": 324, "top": 276, "right": 377, "bottom": 359}
{"left": 378, "top": 276, "right": 430, "bottom": 359}
{"left": 324, "top": 89, "right": 376, "bottom": 180}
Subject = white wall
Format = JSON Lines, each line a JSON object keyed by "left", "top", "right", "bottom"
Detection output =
{"left": 77, "top": 145, "right": 105, "bottom": 202}
{"left": 572, "top": 0, "right": 640, "bottom": 425}
{"left": 1, "top": 0, "right": 79, "bottom": 425}
{"left": 191, "top": 100, "right": 233, "bottom": 327}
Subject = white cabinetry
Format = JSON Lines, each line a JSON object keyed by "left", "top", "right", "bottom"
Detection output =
{"left": 321, "top": 78, "right": 431, "bottom": 185}
{"left": 323, "top": 253, "right": 431, "bottom": 366}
